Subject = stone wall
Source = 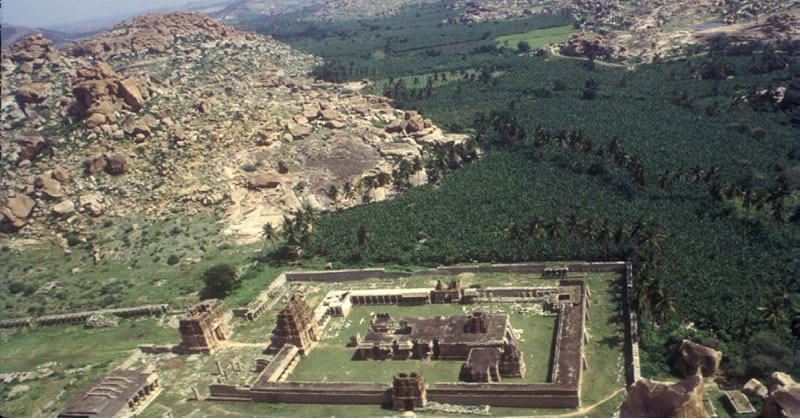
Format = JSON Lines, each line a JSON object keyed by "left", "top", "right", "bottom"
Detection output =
{"left": 283, "top": 262, "right": 627, "bottom": 284}
{"left": 248, "top": 381, "right": 390, "bottom": 404}
{"left": 622, "top": 262, "right": 641, "bottom": 386}
{"left": 1, "top": 304, "right": 169, "bottom": 329}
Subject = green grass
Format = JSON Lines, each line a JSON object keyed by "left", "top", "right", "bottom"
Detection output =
{"left": 0, "top": 318, "right": 179, "bottom": 417}
{"left": 0, "top": 318, "right": 178, "bottom": 372}
{"left": 495, "top": 25, "right": 577, "bottom": 49}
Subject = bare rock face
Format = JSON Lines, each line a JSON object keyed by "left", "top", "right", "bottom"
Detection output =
{"left": 104, "top": 155, "right": 129, "bottom": 175}
{"left": 246, "top": 173, "right": 281, "bottom": 190}
{"left": 676, "top": 340, "right": 722, "bottom": 378}
{"left": 620, "top": 375, "right": 708, "bottom": 418}
{"left": 1, "top": 195, "right": 36, "bottom": 230}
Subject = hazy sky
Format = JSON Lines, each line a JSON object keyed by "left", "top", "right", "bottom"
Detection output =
{"left": 2, "top": 0, "right": 196, "bottom": 28}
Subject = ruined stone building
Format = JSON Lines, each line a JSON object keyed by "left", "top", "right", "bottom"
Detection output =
{"left": 269, "top": 293, "right": 319, "bottom": 354}
{"left": 57, "top": 367, "right": 160, "bottom": 418}
{"left": 430, "top": 279, "right": 464, "bottom": 303}
{"left": 356, "top": 312, "right": 525, "bottom": 380}
{"left": 178, "top": 299, "right": 230, "bottom": 354}
{"left": 462, "top": 342, "right": 526, "bottom": 382}
{"left": 392, "top": 373, "right": 427, "bottom": 410}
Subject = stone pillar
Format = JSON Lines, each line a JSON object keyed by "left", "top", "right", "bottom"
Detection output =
{"left": 216, "top": 360, "right": 224, "bottom": 375}
{"left": 192, "top": 387, "right": 200, "bottom": 401}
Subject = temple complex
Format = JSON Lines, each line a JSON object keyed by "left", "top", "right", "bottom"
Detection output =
{"left": 178, "top": 299, "right": 230, "bottom": 354}
{"left": 57, "top": 367, "right": 160, "bottom": 418}
{"left": 269, "top": 293, "right": 319, "bottom": 354}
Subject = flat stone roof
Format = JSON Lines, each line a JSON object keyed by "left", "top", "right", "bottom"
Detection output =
{"left": 57, "top": 368, "right": 155, "bottom": 418}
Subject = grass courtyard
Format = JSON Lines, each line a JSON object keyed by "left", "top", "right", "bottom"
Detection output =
{"left": 289, "top": 303, "right": 557, "bottom": 384}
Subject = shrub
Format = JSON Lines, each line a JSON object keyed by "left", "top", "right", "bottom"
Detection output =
{"left": 201, "top": 263, "right": 239, "bottom": 298}
{"left": 517, "top": 41, "right": 531, "bottom": 53}
{"left": 167, "top": 255, "right": 180, "bottom": 265}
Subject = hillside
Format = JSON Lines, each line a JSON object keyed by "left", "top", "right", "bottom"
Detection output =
{"left": 0, "top": 11, "right": 465, "bottom": 252}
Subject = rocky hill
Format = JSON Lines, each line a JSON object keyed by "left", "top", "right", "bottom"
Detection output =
{"left": 0, "top": 12, "right": 466, "bottom": 248}
{"left": 209, "top": 0, "right": 323, "bottom": 21}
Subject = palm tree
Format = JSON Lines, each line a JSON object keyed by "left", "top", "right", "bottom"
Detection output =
{"left": 262, "top": 222, "right": 278, "bottom": 251}
{"left": 691, "top": 166, "right": 706, "bottom": 184}
{"left": 676, "top": 168, "right": 690, "bottom": 183}
{"left": 528, "top": 216, "right": 546, "bottom": 240}
{"left": 507, "top": 223, "right": 525, "bottom": 245}
{"left": 326, "top": 185, "right": 339, "bottom": 209}
{"left": 342, "top": 181, "right": 355, "bottom": 203}
{"left": 761, "top": 297, "right": 786, "bottom": 330}
{"left": 567, "top": 212, "right": 583, "bottom": 235}
{"left": 281, "top": 214, "right": 298, "bottom": 247}
{"left": 357, "top": 225, "right": 371, "bottom": 253}
{"left": 376, "top": 171, "right": 392, "bottom": 191}
{"left": 658, "top": 170, "right": 673, "bottom": 189}
{"left": 360, "top": 176, "right": 376, "bottom": 202}
{"left": 547, "top": 217, "right": 563, "bottom": 240}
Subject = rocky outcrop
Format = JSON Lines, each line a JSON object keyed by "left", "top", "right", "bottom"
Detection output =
{"left": 70, "top": 63, "right": 149, "bottom": 127}
{"left": 763, "top": 372, "right": 800, "bottom": 418}
{"left": 743, "top": 378, "right": 768, "bottom": 399}
{"left": 7, "top": 34, "right": 60, "bottom": 64}
{"left": 68, "top": 12, "right": 264, "bottom": 60}
{"left": 1, "top": 195, "right": 36, "bottom": 230}
{"left": 620, "top": 375, "right": 708, "bottom": 418}
{"left": 675, "top": 340, "right": 722, "bottom": 378}
{"left": 15, "top": 83, "right": 50, "bottom": 111}
{"left": 1, "top": 11, "right": 465, "bottom": 244}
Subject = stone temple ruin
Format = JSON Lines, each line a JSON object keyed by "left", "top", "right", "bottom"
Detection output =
{"left": 355, "top": 311, "right": 525, "bottom": 382}
{"left": 56, "top": 366, "right": 160, "bottom": 418}
{"left": 178, "top": 299, "right": 231, "bottom": 354}
{"left": 268, "top": 293, "right": 319, "bottom": 354}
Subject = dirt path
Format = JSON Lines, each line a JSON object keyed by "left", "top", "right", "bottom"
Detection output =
{"left": 508, "top": 387, "right": 625, "bottom": 418}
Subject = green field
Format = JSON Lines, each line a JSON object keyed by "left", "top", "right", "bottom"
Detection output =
{"left": 495, "top": 25, "right": 577, "bottom": 49}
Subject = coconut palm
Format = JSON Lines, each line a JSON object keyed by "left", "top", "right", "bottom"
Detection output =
{"left": 658, "top": 170, "right": 673, "bottom": 189}
{"left": 326, "top": 185, "right": 339, "bottom": 209}
{"left": 528, "top": 216, "right": 546, "bottom": 240}
{"left": 547, "top": 217, "right": 563, "bottom": 240}
{"left": 262, "top": 222, "right": 278, "bottom": 251}
{"left": 342, "top": 181, "right": 355, "bottom": 203}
